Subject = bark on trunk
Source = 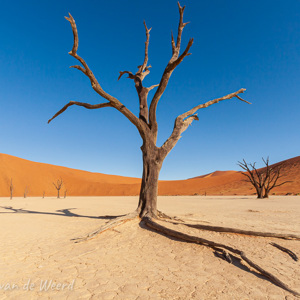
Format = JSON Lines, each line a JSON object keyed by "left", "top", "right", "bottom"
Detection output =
{"left": 256, "top": 187, "right": 264, "bottom": 199}
{"left": 137, "top": 146, "right": 162, "bottom": 218}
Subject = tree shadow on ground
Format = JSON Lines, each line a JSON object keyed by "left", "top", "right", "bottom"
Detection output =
{"left": 0, "top": 206, "right": 124, "bottom": 220}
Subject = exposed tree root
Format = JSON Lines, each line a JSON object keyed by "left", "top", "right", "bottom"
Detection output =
{"left": 270, "top": 242, "right": 299, "bottom": 261}
{"left": 157, "top": 210, "right": 173, "bottom": 219}
{"left": 157, "top": 210, "right": 184, "bottom": 222}
{"left": 142, "top": 215, "right": 300, "bottom": 297}
{"left": 71, "top": 210, "right": 299, "bottom": 296}
{"left": 72, "top": 211, "right": 138, "bottom": 243}
{"left": 160, "top": 218, "right": 300, "bottom": 240}
{"left": 213, "top": 248, "right": 232, "bottom": 263}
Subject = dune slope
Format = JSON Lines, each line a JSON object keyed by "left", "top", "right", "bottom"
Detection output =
{"left": 0, "top": 153, "right": 299, "bottom": 196}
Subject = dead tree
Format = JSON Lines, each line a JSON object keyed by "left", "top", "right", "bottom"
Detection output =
{"left": 238, "top": 157, "right": 291, "bottom": 199}
{"left": 9, "top": 178, "right": 13, "bottom": 200}
{"left": 49, "top": 7, "right": 250, "bottom": 218}
{"left": 64, "top": 190, "right": 67, "bottom": 198}
{"left": 53, "top": 178, "right": 63, "bottom": 198}
{"left": 48, "top": 4, "right": 299, "bottom": 297}
{"left": 24, "top": 186, "right": 29, "bottom": 198}
{"left": 263, "top": 158, "right": 291, "bottom": 198}
{"left": 42, "top": 191, "right": 45, "bottom": 198}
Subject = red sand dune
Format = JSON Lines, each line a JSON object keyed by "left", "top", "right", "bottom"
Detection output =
{"left": 0, "top": 153, "right": 299, "bottom": 197}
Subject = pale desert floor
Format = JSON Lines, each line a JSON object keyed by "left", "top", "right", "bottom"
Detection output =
{"left": 0, "top": 196, "right": 299, "bottom": 300}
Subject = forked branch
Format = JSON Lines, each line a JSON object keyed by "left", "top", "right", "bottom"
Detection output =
{"left": 162, "top": 89, "right": 250, "bottom": 154}
{"left": 49, "top": 13, "right": 144, "bottom": 135}
{"left": 117, "top": 20, "right": 157, "bottom": 124}
{"left": 149, "top": 2, "right": 194, "bottom": 135}
{"left": 118, "top": 20, "right": 152, "bottom": 82}
{"left": 139, "top": 21, "right": 151, "bottom": 73}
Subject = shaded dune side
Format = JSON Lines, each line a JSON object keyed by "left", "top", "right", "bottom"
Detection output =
{"left": 0, "top": 153, "right": 299, "bottom": 197}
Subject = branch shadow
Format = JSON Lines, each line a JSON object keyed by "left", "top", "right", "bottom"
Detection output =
{"left": 0, "top": 206, "right": 124, "bottom": 220}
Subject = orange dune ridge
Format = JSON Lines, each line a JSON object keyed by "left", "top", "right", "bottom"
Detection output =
{"left": 0, "top": 153, "right": 299, "bottom": 197}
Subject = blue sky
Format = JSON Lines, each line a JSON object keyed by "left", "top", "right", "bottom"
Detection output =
{"left": 0, "top": 0, "right": 299, "bottom": 180}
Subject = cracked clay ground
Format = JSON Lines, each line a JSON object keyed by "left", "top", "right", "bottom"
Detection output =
{"left": 0, "top": 196, "right": 299, "bottom": 299}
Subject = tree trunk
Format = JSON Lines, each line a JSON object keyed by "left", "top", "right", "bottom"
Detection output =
{"left": 256, "top": 187, "right": 264, "bottom": 199}
{"left": 263, "top": 190, "right": 269, "bottom": 198}
{"left": 137, "top": 146, "right": 162, "bottom": 218}
{"left": 57, "top": 190, "right": 60, "bottom": 198}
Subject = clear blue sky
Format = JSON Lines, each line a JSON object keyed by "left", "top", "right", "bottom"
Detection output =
{"left": 1, "top": 0, "right": 299, "bottom": 180}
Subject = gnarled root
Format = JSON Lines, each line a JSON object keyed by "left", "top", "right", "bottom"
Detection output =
{"left": 157, "top": 210, "right": 184, "bottom": 222}
{"left": 160, "top": 218, "right": 300, "bottom": 240}
{"left": 270, "top": 242, "right": 299, "bottom": 261}
{"left": 143, "top": 216, "right": 300, "bottom": 297}
{"left": 72, "top": 211, "right": 138, "bottom": 243}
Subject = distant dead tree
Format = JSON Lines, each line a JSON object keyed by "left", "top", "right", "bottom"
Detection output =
{"left": 47, "top": 4, "right": 299, "bottom": 296}
{"left": 238, "top": 157, "right": 291, "bottom": 199}
{"left": 24, "top": 186, "right": 29, "bottom": 198}
{"left": 53, "top": 178, "right": 63, "bottom": 198}
{"left": 42, "top": 191, "right": 45, "bottom": 198}
{"left": 64, "top": 190, "right": 67, "bottom": 198}
{"left": 9, "top": 178, "right": 13, "bottom": 200}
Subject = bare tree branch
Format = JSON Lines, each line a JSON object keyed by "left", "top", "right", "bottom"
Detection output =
{"left": 139, "top": 21, "right": 151, "bottom": 73}
{"left": 235, "top": 95, "right": 252, "bottom": 104}
{"left": 149, "top": 3, "right": 194, "bottom": 139}
{"left": 240, "top": 171, "right": 256, "bottom": 186}
{"left": 48, "top": 101, "right": 112, "bottom": 124}
{"left": 118, "top": 21, "right": 151, "bottom": 82}
{"left": 146, "top": 84, "right": 159, "bottom": 92}
{"left": 180, "top": 88, "right": 250, "bottom": 119}
{"left": 118, "top": 71, "right": 135, "bottom": 81}
{"left": 171, "top": 31, "right": 176, "bottom": 54}
{"left": 161, "top": 89, "right": 249, "bottom": 154}
{"left": 175, "top": 2, "right": 187, "bottom": 55}
{"left": 117, "top": 21, "right": 155, "bottom": 124}
{"left": 168, "top": 38, "right": 193, "bottom": 70}
{"left": 70, "top": 65, "right": 86, "bottom": 74}
{"left": 51, "top": 13, "right": 145, "bottom": 135}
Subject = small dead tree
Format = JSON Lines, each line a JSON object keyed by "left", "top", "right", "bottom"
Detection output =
{"left": 42, "top": 191, "right": 45, "bottom": 198}
{"left": 53, "top": 178, "right": 63, "bottom": 198}
{"left": 24, "top": 186, "right": 29, "bottom": 198}
{"left": 9, "top": 178, "right": 13, "bottom": 200}
{"left": 47, "top": 4, "right": 299, "bottom": 296}
{"left": 64, "top": 190, "right": 67, "bottom": 198}
{"left": 238, "top": 157, "right": 291, "bottom": 199}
